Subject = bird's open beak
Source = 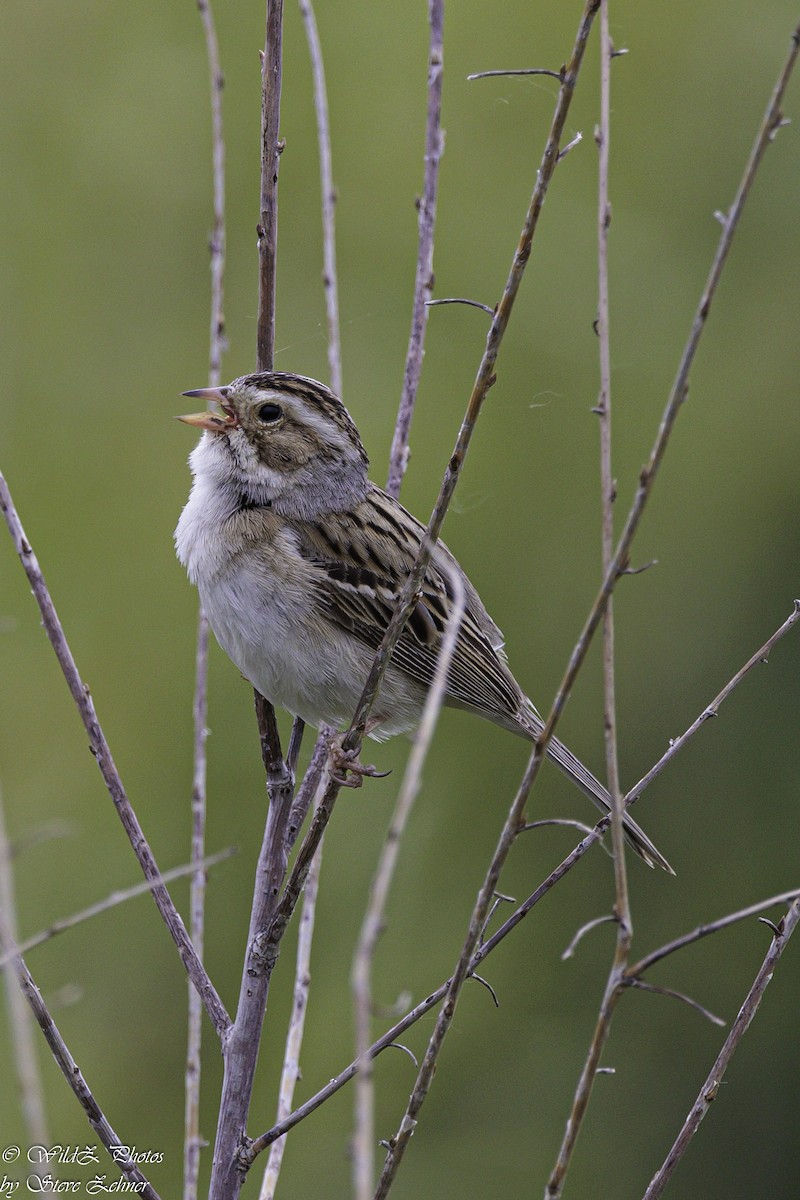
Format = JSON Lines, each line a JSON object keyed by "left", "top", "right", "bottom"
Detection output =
{"left": 176, "top": 387, "right": 238, "bottom": 432}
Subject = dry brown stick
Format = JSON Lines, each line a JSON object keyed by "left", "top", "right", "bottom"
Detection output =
{"left": 0, "top": 784, "right": 50, "bottom": 1148}
{"left": 0, "top": 910, "right": 161, "bottom": 1200}
{"left": 185, "top": 6, "right": 227, "bottom": 1196}
{"left": 386, "top": 0, "right": 445, "bottom": 499}
{"left": 248, "top": 601, "right": 800, "bottom": 1153}
{"left": 0, "top": 470, "right": 230, "bottom": 1039}
{"left": 642, "top": 899, "right": 800, "bottom": 1200}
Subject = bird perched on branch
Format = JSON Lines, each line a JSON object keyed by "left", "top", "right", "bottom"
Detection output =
{"left": 175, "top": 370, "right": 671, "bottom": 872}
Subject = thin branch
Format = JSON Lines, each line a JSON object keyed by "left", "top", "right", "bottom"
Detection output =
{"left": 0, "top": 848, "right": 235, "bottom": 969}
{"left": 625, "top": 600, "right": 800, "bottom": 810}
{"left": 373, "top": 7, "right": 603, "bottom": 1195}
{"left": 0, "top": 785, "right": 49, "bottom": 1146}
{"left": 257, "top": 0, "right": 285, "bottom": 371}
{"left": 547, "top": 10, "right": 630, "bottom": 1195}
{"left": 643, "top": 899, "right": 800, "bottom": 1199}
{"left": 208, "top": 695, "right": 294, "bottom": 1200}
{"left": 626, "top": 887, "right": 800, "bottom": 979}
{"left": 351, "top": 567, "right": 465, "bottom": 1200}
{"left": 426, "top": 297, "right": 494, "bottom": 315}
{"left": 299, "top": 0, "right": 342, "bottom": 396}
{"left": 386, "top": 0, "right": 445, "bottom": 499}
{"left": 260, "top": 783, "right": 326, "bottom": 1200}
{"left": 0, "top": 470, "right": 230, "bottom": 1039}
{"left": 627, "top": 979, "right": 725, "bottom": 1028}
{"left": 0, "top": 911, "right": 161, "bottom": 1200}
{"left": 185, "top": 614, "right": 210, "bottom": 1200}
{"left": 186, "top": 0, "right": 227, "bottom": 1152}
{"left": 468, "top": 67, "right": 562, "bottom": 81}
{"left": 561, "top": 913, "right": 616, "bottom": 961}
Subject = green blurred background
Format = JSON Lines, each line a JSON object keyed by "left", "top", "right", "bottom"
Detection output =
{"left": 1, "top": 2, "right": 799, "bottom": 1196}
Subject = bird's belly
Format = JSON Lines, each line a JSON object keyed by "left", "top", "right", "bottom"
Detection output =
{"left": 199, "top": 560, "right": 423, "bottom": 738}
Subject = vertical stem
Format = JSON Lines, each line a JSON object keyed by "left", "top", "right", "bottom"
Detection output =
{"left": 299, "top": 0, "right": 342, "bottom": 397}
{"left": 545, "top": 11, "right": 631, "bottom": 1196}
{"left": 595, "top": 0, "right": 630, "bottom": 935}
{"left": 184, "top": 612, "right": 210, "bottom": 1200}
{"left": 386, "top": 0, "right": 445, "bottom": 499}
{"left": 185, "top": 5, "right": 226, "bottom": 1197}
{"left": 257, "top": 0, "right": 285, "bottom": 372}
{"left": 0, "top": 786, "right": 50, "bottom": 1151}
{"left": 208, "top": 5, "right": 288, "bottom": 1197}
{"left": 259, "top": 782, "right": 326, "bottom": 1200}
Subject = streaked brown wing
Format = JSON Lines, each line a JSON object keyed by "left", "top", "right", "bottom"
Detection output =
{"left": 289, "top": 485, "right": 523, "bottom": 720}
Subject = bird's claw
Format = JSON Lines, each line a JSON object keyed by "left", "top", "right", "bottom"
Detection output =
{"left": 328, "top": 735, "right": 391, "bottom": 788}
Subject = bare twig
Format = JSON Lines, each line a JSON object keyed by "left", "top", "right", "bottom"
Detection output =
{"left": 425, "top": 297, "right": 494, "bottom": 315}
{"left": 0, "top": 848, "right": 235, "bottom": 968}
{"left": 625, "top": 600, "right": 800, "bottom": 810}
{"left": 561, "top": 912, "right": 616, "bottom": 960}
{"left": 0, "top": 911, "right": 161, "bottom": 1200}
{"left": 468, "top": 67, "right": 562, "bottom": 81}
{"left": 185, "top": 613, "right": 210, "bottom": 1200}
{"left": 260, "top": 782, "right": 326, "bottom": 1200}
{"left": 386, "top": 0, "right": 445, "bottom": 499}
{"left": 546, "top": 10, "right": 630, "bottom": 1194}
{"left": 626, "top": 887, "right": 800, "bottom": 980}
{"left": 186, "top": 10, "right": 225, "bottom": 1189}
{"left": 299, "top": 0, "right": 341, "bottom": 396}
{"left": 626, "top": 979, "right": 725, "bottom": 1028}
{"left": 0, "top": 471, "right": 230, "bottom": 1039}
{"left": 0, "top": 785, "right": 49, "bottom": 1147}
{"left": 351, "top": 568, "right": 464, "bottom": 1200}
{"left": 643, "top": 899, "right": 800, "bottom": 1199}
{"left": 257, "top": 0, "right": 284, "bottom": 370}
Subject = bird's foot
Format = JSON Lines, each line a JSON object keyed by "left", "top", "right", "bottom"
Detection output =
{"left": 328, "top": 731, "right": 391, "bottom": 789}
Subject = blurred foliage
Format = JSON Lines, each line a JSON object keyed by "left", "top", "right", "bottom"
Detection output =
{"left": 1, "top": 2, "right": 799, "bottom": 1198}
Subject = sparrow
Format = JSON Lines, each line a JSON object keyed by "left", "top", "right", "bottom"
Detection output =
{"left": 174, "top": 371, "right": 671, "bottom": 872}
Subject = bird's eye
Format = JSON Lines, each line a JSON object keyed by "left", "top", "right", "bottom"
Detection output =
{"left": 257, "top": 402, "right": 283, "bottom": 424}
